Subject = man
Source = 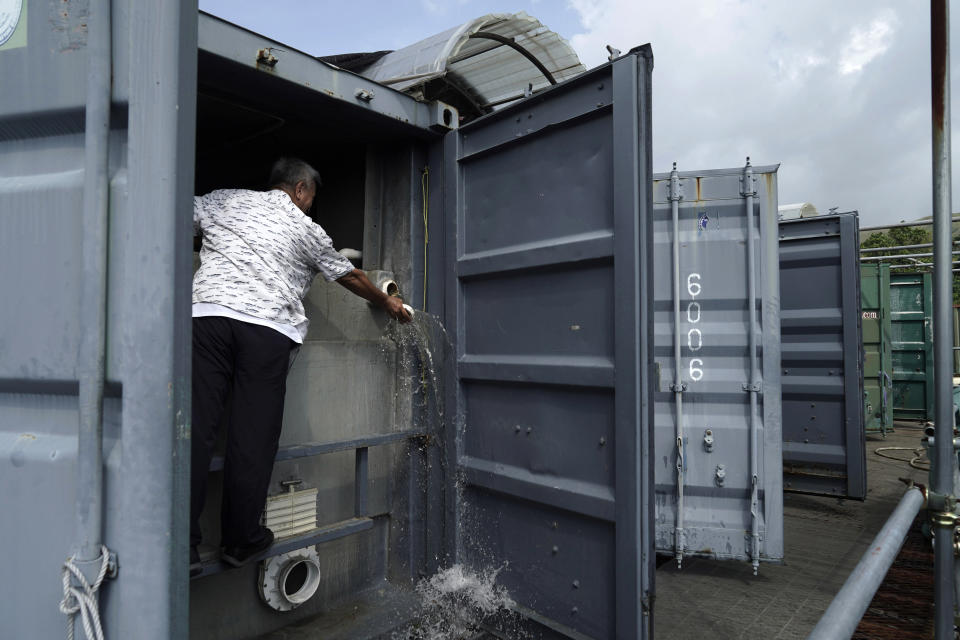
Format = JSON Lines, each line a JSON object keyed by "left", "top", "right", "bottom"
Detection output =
{"left": 190, "top": 157, "right": 411, "bottom": 576}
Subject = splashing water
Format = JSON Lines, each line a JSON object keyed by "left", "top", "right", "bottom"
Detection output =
{"left": 392, "top": 564, "right": 516, "bottom": 640}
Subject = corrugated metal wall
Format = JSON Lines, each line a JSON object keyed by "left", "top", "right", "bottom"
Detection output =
{"left": 652, "top": 163, "right": 784, "bottom": 569}
{"left": 444, "top": 49, "right": 655, "bottom": 640}
{"left": 779, "top": 212, "right": 866, "bottom": 499}
{"left": 0, "top": 2, "right": 198, "bottom": 637}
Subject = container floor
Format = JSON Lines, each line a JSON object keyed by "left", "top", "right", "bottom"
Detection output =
{"left": 655, "top": 422, "right": 932, "bottom": 639}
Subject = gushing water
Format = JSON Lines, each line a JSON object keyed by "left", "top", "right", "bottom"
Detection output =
{"left": 392, "top": 564, "right": 516, "bottom": 640}
{"left": 385, "top": 314, "right": 523, "bottom": 639}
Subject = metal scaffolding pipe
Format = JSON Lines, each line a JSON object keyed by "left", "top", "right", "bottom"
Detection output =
{"left": 807, "top": 487, "right": 925, "bottom": 640}
{"left": 930, "top": 1, "right": 957, "bottom": 637}
{"left": 861, "top": 250, "right": 960, "bottom": 261}
{"left": 888, "top": 262, "right": 960, "bottom": 269}
{"left": 859, "top": 216, "right": 960, "bottom": 232}
{"left": 860, "top": 241, "right": 959, "bottom": 253}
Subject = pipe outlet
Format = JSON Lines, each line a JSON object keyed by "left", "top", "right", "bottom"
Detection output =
{"left": 367, "top": 270, "right": 401, "bottom": 298}
{"left": 258, "top": 548, "right": 322, "bottom": 612}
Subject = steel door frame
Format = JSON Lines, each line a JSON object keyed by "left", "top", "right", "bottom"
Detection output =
{"left": 442, "top": 48, "right": 655, "bottom": 639}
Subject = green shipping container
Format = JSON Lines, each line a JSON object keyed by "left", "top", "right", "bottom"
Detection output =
{"left": 890, "top": 272, "right": 935, "bottom": 421}
{"left": 861, "top": 263, "right": 894, "bottom": 434}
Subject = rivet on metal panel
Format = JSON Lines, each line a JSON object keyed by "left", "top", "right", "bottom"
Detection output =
{"left": 526, "top": 426, "right": 532, "bottom": 435}
{"left": 552, "top": 521, "right": 558, "bottom": 529}
{"left": 571, "top": 607, "right": 579, "bottom": 615}
{"left": 599, "top": 436, "right": 607, "bottom": 446}
{"left": 514, "top": 425, "right": 521, "bottom": 434}
{"left": 551, "top": 545, "right": 559, "bottom": 555}
{"left": 572, "top": 580, "right": 580, "bottom": 589}
{"left": 703, "top": 429, "right": 714, "bottom": 452}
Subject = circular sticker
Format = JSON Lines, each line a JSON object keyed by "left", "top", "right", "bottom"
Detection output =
{"left": 0, "top": 0, "right": 23, "bottom": 47}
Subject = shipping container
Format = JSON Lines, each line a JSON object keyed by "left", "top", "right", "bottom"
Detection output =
{"left": 891, "top": 272, "right": 935, "bottom": 421}
{"left": 778, "top": 212, "right": 866, "bottom": 499}
{"left": 861, "top": 263, "right": 894, "bottom": 435}
{"left": 1, "top": 3, "right": 664, "bottom": 639}
{"left": 652, "top": 163, "right": 784, "bottom": 573}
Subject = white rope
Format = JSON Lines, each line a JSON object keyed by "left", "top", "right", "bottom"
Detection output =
{"left": 60, "top": 545, "right": 110, "bottom": 640}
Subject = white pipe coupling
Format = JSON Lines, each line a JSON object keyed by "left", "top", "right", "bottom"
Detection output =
{"left": 258, "top": 548, "right": 322, "bottom": 612}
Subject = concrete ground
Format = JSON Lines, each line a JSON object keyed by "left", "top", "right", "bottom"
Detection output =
{"left": 653, "top": 423, "right": 931, "bottom": 640}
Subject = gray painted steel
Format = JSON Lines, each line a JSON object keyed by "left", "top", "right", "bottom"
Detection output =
{"left": 778, "top": 213, "right": 866, "bottom": 499}
{"left": 930, "top": 1, "right": 957, "bottom": 635}
{"left": 807, "top": 487, "right": 925, "bottom": 639}
{"left": 0, "top": 2, "right": 198, "bottom": 638}
{"left": 444, "top": 48, "right": 655, "bottom": 639}
{"left": 652, "top": 164, "right": 784, "bottom": 566}
{"left": 1, "top": 4, "right": 452, "bottom": 638}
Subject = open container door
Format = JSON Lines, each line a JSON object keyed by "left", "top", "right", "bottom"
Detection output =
{"left": 442, "top": 48, "right": 655, "bottom": 639}
{"left": 652, "top": 163, "right": 784, "bottom": 573}
{"left": 779, "top": 212, "right": 866, "bottom": 499}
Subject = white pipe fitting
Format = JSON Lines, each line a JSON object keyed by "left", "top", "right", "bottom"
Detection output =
{"left": 258, "top": 548, "right": 322, "bottom": 612}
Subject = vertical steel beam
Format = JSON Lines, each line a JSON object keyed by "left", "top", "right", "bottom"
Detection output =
{"left": 931, "top": 1, "right": 956, "bottom": 637}
{"left": 118, "top": 1, "right": 197, "bottom": 637}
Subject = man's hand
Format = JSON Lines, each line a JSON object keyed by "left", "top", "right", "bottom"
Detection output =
{"left": 336, "top": 269, "right": 413, "bottom": 323}
{"left": 382, "top": 296, "right": 413, "bottom": 323}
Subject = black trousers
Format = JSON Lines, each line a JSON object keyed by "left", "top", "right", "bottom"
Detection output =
{"left": 190, "top": 316, "right": 294, "bottom": 549}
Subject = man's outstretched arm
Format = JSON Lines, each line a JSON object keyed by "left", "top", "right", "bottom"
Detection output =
{"left": 336, "top": 269, "right": 412, "bottom": 322}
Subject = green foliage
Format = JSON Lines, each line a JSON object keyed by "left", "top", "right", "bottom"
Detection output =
{"left": 859, "top": 225, "right": 960, "bottom": 304}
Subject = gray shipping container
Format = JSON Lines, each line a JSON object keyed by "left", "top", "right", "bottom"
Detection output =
{"left": 779, "top": 212, "right": 866, "bottom": 499}
{"left": 2, "top": 3, "right": 666, "bottom": 639}
{"left": 652, "top": 163, "right": 784, "bottom": 572}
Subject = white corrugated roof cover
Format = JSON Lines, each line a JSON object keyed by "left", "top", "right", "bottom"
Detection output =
{"left": 361, "top": 12, "right": 585, "bottom": 113}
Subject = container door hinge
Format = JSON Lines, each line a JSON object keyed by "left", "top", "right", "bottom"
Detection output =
{"left": 670, "top": 382, "right": 687, "bottom": 393}
{"left": 742, "top": 382, "right": 761, "bottom": 393}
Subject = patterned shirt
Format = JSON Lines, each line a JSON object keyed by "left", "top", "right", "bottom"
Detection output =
{"left": 192, "top": 189, "right": 354, "bottom": 335}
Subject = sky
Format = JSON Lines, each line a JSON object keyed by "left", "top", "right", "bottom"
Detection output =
{"left": 199, "top": 0, "right": 960, "bottom": 226}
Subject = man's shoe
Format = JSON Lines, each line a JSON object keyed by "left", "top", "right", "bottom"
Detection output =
{"left": 221, "top": 528, "right": 274, "bottom": 568}
{"left": 190, "top": 546, "right": 203, "bottom": 578}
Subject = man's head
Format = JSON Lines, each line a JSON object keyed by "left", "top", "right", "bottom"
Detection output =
{"left": 269, "top": 157, "right": 321, "bottom": 214}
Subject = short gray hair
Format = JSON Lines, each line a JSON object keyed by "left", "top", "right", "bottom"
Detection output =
{"left": 269, "top": 157, "right": 321, "bottom": 189}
